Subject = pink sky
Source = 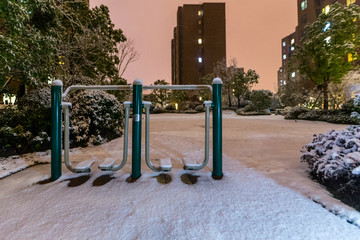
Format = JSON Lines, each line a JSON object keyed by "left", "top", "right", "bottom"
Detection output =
{"left": 90, "top": 0, "right": 297, "bottom": 92}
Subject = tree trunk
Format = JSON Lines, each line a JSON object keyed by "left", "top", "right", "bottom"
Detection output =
{"left": 227, "top": 85, "right": 232, "bottom": 107}
{"left": 237, "top": 97, "right": 241, "bottom": 108}
{"left": 323, "top": 83, "right": 329, "bottom": 110}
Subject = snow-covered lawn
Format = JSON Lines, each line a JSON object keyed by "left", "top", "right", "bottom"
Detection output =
{"left": 0, "top": 111, "right": 360, "bottom": 239}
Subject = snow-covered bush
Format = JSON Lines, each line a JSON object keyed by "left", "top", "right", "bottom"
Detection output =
{"left": 301, "top": 126, "right": 360, "bottom": 180}
{"left": 284, "top": 106, "right": 309, "bottom": 119}
{"left": 67, "top": 90, "right": 124, "bottom": 146}
{"left": 0, "top": 87, "right": 124, "bottom": 156}
{"left": 301, "top": 126, "right": 360, "bottom": 210}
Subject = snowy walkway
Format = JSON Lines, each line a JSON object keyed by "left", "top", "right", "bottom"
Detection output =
{"left": 0, "top": 112, "right": 359, "bottom": 239}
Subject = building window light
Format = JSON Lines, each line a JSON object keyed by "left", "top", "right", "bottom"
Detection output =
{"left": 347, "top": 0, "right": 356, "bottom": 6}
{"left": 198, "top": 10, "right": 203, "bottom": 16}
{"left": 323, "top": 22, "right": 331, "bottom": 32}
{"left": 291, "top": 39, "right": 295, "bottom": 45}
{"left": 282, "top": 42, "right": 286, "bottom": 47}
{"left": 325, "top": 36, "right": 331, "bottom": 44}
{"left": 284, "top": 80, "right": 287, "bottom": 85}
{"left": 301, "top": 0, "right": 307, "bottom": 11}
{"left": 280, "top": 69, "right": 283, "bottom": 72}
{"left": 291, "top": 46, "right": 295, "bottom": 51}
{"left": 198, "top": 20, "right": 202, "bottom": 25}
{"left": 198, "top": 57, "right": 203, "bottom": 63}
{"left": 283, "top": 54, "right": 287, "bottom": 60}
{"left": 322, "top": 5, "right": 330, "bottom": 14}
{"left": 348, "top": 53, "right": 357, "bottom": 62}
{"left": 291, "top": 72, "right": 295, "bottom": 78}
{"left": 198, "top": 38, "right": 202, "bottom": 44}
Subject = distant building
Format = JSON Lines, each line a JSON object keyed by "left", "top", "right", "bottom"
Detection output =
{"left": 278, "top": 0, "right": 360, "bottom": 92}
{"left": 171, "top": 3, "right": 226, "bottom": 85}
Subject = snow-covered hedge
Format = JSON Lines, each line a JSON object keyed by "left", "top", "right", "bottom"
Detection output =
{"left": 301, "top": 126, "right": 360, "bottom": 210}
{"left": 0, "top": 87, "right": 124, "bottom": 156}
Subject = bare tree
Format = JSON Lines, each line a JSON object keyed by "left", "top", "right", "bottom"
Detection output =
{"left": 116, "top": 39, "right": 140, "bottom": 78}
{"left": 213, "top": 57, "right": 237, "bottom": 107}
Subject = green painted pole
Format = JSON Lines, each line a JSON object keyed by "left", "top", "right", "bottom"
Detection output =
{"left": 131, "top": 79, "right": 143, "bottom": 179}
{"left": 212, "top": 78, "right": 223, "bottom": 180}
{"left": 51, "top": 80, "right": 63, "bottom": 181}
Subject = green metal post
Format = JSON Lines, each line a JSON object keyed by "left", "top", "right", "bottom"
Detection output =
{"left": 131, "top": 79, "right": 143, "bottom": 179}
{"left": 212, "top": 78, "right": 223, "bottom": 180}
{"left": 51, "top": 80, "right": 63, "bottom": 181}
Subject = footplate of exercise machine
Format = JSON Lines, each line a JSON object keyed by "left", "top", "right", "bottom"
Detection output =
{"left": 74, "top": 160, "right": 95, "bottom": 173}
{"left": 182, "top": 157, "right": 200, "bottom": 170}
{"left": 98, "top": 158, "right": 116, "bottom": 171}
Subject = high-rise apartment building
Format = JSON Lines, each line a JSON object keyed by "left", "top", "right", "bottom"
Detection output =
{"left": 171, "top": 3, "right": 226, "bottom": 85}
{"left": 278, "top": 0, "right": 359, "bottom": 89}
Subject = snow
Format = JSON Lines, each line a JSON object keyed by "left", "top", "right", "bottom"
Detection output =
{"left": 1, "top": 111, "right": 360, "bottom": 239}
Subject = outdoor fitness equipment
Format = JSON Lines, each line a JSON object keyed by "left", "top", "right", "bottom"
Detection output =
{"left": 50, "top": 78, "right": 223, "bottom": 181}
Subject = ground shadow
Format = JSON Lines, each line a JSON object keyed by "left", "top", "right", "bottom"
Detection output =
{"left": 181, "top": 173, "right": 199, "bottom": 185}
{"left": 92, "top": 174, "right": 115, "bottom": 187}
{"left": 37, "top": 178, "right": 52, "bottom": 185}
{"left": 152, "top": 173, "right": 172, "bottom": 184}
{"left": 62, "top": 175, "right": 91, "bottom": 187}
{"left": 126, "top": 175, "right": 140, "bottom": 183}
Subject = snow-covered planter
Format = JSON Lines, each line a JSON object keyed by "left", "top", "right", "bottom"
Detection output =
{"left": 301, "top": 126, "right": 360, "bottom": 210}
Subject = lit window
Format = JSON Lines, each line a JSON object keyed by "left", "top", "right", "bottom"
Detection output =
{"left": 301, "top": 0, "right": 307, "bottom": 10}
{"left": 322, "top": 5, "right": 330, "bottom": 14}
{"left": 323, "top": 22, "right": 331, "bottom": 32}
{"left": 198, "top": 38, "right": 202, "bottom": 44}
{"left": 280, "top": 69, "right": 283, "bottom": 72}
{"left": 325, "top": 36, "right": 331, "bottom": 44}
{"left": 291, "top": 72, "right": 295, "bottom": 78}
{"left": 283, "top": 54, "right": 287, "bottom": 60}
{"left": 284, "top": 80, "right": 287, "bottom": 85}
{"left": 282, "top": 42, "right": 286, "bottom": 47}
{"left": 198, "top": 20, "right": 201, "bottom": 25}
{"left": 347, "top": 0, "right": 356, "bottom": 6}
{"left": 348, "top": 53, "right": 357, "bottom": 62}
{"left": 198, "top": 10, "right": 203, "bottom": 16}
{"left": 291, "top": 46, "right": 295, "bottom": 51}
{"left": 291, "top": 39, "right": 295, "bottom": 45}
{"left": 198, "top": 57, "right": 203, "bottom": 63}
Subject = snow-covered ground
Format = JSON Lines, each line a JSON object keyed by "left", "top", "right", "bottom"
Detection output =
{"left": 0, "top": 111, "right": 360, "bottom": 239}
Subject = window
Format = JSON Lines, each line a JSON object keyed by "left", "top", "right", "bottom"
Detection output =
{"left": 323, "top": 22, "right": 331, "bottom": 32}
{"left": 284, "top": 80, "right": 287, "bottom": 85}
{"left": 198, "top": 10, "right": 203, "bottom": 16}
{"left": 283, "top": 54, "right": 287, "bottom": 60}
{"left": 291, "top": 46, "right": 295, "bottom": 51}
{"left": 280, "top": 69, "right": 283, "bottom": 73}
{"left": 291, "top": 72, "right": 295, "bottom": 78}
{"left": 198, "top": 38, "right": 202, "bottom": 44}
{"left": 348, "top": 53, "right": 357, "bottom": 62}
{"left": 347, "top": 0, "right": 356, "bottom": 6}
{"left": 283, "top": 42, "right": 286, "bottom": 47}
{"left": 301, "top": 0, "right": 307, "bottom": 10}
{"left": 301, "top": 14, "right": 307, "bottom": 25}
{"left": 198, "top": 57, "right": 203, "bottom": 63}
{"left": 291, "top": 39, "right": 295, "bottom": 45}
{"left": 322, "top": 5, "right": 330, "bottom": 14}
{"left": 325, "top": 36, "right": 331, "bottom": 44}
{"left": 198, "top": 20, "right": 202, "bottom": 25}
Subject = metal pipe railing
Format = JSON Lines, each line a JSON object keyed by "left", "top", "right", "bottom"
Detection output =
{"left": 62, "top": 85, "right": 131, "bottom": 98}
{"left": 183, "top": 101, "right": 212, "bottom": 171}
{"left": 63, "top": 102, "right": 93, "bottom": 173}
{"left": 98, "top": 101, "right": 131, "bottom": 171}
{"left": 143, "top": 85, "right": 212, "bottom": 92}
